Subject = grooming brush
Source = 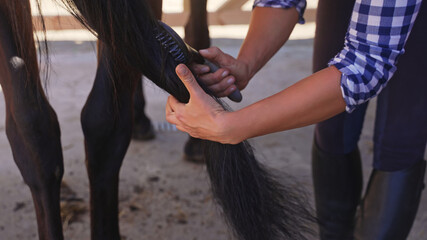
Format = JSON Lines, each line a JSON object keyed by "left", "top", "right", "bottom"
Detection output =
{"left": 154, "top": 21, "right": 243, "bottom": 102}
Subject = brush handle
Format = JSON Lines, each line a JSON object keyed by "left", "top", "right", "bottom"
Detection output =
{"left": 203, "top": 59, "right": 243, "bottom": 102}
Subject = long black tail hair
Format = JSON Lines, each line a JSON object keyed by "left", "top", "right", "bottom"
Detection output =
{"left": 55, "top": 0, "right": 315, "bottom": 239}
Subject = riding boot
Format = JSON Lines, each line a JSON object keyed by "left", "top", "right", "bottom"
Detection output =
{"left": 354, "top": 160, "right": 426, "bottom": 240}
{"left": 312, "top": 142, "right": 363, "bottom": 240}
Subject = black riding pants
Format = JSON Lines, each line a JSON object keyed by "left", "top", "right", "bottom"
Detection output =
{"left": 313, "top": 0, "right": 427, "bottom": 171}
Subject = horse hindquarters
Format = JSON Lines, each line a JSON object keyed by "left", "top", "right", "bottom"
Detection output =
{"left": 81, "top": 42, "right": 140, "bottom": 240}
{"left": 0, "top": 2, "right": 64, "bottom": 240}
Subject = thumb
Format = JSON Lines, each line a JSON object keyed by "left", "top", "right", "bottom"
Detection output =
{"left": 175, "top": 64, "right": 203, "bottom": 97}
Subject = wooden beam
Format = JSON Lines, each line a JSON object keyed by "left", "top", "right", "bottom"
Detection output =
{"left": 216, "top": 0, "right": 248, "bottom": 13}
{"left": 33, "top": 9, "right": 316, "bottom": 31}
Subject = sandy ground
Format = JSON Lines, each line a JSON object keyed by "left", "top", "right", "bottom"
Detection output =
{"left": 0, "top": 37, "right": 426, "bottom": 240}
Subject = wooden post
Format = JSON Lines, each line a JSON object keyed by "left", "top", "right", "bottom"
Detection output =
{"left": 183, "top": 0, "right": 191, "bottom": 12}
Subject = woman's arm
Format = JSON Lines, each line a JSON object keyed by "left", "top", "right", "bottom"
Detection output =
{"left": 167, "top": 0, "right": 423, "bottom": 144}
{"left": 238, "top": 6, "right": 299, "bottom": 81}
{"left": 166, "top": 64, "right": 345, "bottom": 145}
{"left": 225, "top": 66, "right": 345, "bottom": 143}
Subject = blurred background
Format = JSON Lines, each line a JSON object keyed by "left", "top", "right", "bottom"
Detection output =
{"left": 0, "top": 1, "right": 425, "bottom": 239}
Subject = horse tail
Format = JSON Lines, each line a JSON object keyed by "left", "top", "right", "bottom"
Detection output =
{"left": 58, "top": 0, "right": 315, "bottom": 239}
{"left": 205, "top": 141, "right": 315, "bottom": 239}
{"left": 54, "top": 0, "right": 175, "bottom": 91}
{"left": 0, "top": 0, "right": 49, "bottom": 89}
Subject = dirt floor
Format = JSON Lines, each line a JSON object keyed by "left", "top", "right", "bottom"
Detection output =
{"left": 0, "top": 38, "right": 426, "bottom": 240}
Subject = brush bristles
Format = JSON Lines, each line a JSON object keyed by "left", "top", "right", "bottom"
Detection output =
{"left": 154, "top": 27, "right": 186, "bottom": 64}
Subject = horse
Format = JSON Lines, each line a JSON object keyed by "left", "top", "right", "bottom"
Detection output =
{"left": 0, "top": 0, "right": 314, "bottom": 239}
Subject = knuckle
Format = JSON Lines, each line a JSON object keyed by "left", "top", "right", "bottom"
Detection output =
{"left": 209, "top": 84, "right": 221, "bottom": 92}
{"left": 202, "top": 74, "right": 216, "bottom": 85}
{"left": 166, "top": 115, "right": 172, "bottom": 123}
{"left": 175, "top": 112, "right": 184, "bottom": 121}
{"left": 212, "top": 46, "right": 221, "bottom": 55}
{"left": 214, "top": 70, "right": 224, "bottom": 79}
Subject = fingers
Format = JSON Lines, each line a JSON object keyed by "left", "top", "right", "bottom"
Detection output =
{"left": 165, "top": 96, "right": 176, "bottom": 123}
{"left": 165, "top": 96, "right": 196, "bottom": 136}
{"left": 198, "top": 47, "right": 245, "bottom": 97}
{"left": 198, "top": 68, "right": 230, "bottom": 85}
{"left": 192, "top": 61, "right": 230, "bottom": 85}
{"left": 192, "top": 64, "right": 210, "bottom": 75}
{"left": 166, "top": 95, "right": 183, "bottom": 121}
{"left": 208, "top": 76, "right": 237, "bottom": 97}
{"left": 216, "top": 84, "right": 238, "bottom": 98}
{"left": 194, "top": 61, "right": 236, "bottom": 96}
{"left": 199, "top": 47, "right": 228, "bottom": 66}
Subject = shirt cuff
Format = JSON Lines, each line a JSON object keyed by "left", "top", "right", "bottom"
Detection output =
{"left": 253, "top": 0, "right": 306, "bottom": 24}
{"left": 329, "top": 56, "right": 395, "bottom": 113}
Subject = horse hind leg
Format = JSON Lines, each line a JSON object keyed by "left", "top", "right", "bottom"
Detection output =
{"left": 81, "top": 41, "right": 140, "bottom": 240}
{"left": 0, "top": 3, "right": 64, "bottom": 240}
{"left": 132, "top": 80, "right": 155, "bottom": 140}
{"left": 131, "top": 0, "right": 163, "bottom": 141}
{"left": 184, "top": 0, "right": 210, "bottom": 50}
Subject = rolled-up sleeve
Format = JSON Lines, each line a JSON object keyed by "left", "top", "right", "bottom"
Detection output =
{"left": 253, "top": 0, "right": 307, "bottom": 24}
{"left": 329, "top": 0, "right": 423, "bottom": 112}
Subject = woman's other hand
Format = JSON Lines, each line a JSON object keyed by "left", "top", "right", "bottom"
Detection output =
{"left": 192, "top": 47, "right": 251, "bottom": 98}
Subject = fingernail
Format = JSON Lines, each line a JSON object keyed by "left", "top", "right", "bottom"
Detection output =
{"left": 177, "top": 64, "right": 188, "bottom": 75}
{"left": 227, "top": 77, "right": 234, "bottom": 84}
{"left": 201, "top": 66, "right": 210, "bottom": 72}
{"left": 222, "top": 71, "right": 229, "bottom": 78}
{"left": 199, "top": 49, "right": 208, "bottom": 55}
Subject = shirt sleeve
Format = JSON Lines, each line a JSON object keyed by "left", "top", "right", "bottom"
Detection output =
{"left": 253, "top": 0, "right": 307, "bottom": 24}
{"left": 329, "top": 0, "right": 423, "bottom": 112}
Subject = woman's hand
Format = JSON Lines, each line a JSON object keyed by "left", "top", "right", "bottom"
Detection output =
{"left": 192, "top": 47, "right": 252, "bottom": 98}
{"left": 166, "top": 64, "right": 242, "bottom": 144}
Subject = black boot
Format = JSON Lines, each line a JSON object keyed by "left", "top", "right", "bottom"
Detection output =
{"left": 312, "top": 142, "right": 363, "bottom": 240}
{"left": 355, "top": 160, "right": 426, "bottom": 240}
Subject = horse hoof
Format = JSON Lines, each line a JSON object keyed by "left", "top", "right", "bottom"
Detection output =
{"left": 183, "top": 136, "right": 205, "bottom": 164}
{"left": 132, "top": 121, "right": 155, "bottom": 141}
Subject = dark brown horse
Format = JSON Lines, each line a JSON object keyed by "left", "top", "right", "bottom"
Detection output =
{"left": 0, "top": 0, "right": 313, "bottom": 239}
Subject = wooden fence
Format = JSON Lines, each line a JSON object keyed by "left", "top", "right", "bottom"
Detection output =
{"left": 33, "top": 0, "right": 316, "bottom": 31}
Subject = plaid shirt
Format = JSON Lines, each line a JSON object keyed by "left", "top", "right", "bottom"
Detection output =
{"left": 254, "top": 0, "right": 423, "bottom": 112}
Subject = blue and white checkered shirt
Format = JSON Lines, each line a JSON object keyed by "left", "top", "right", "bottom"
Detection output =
{"left": 254, "top": 0, "right": 423, "bottom": 112}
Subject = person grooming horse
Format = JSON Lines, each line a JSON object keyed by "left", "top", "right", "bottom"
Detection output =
{"left": 166, "top": 0, "right": 427, "bottom": 239}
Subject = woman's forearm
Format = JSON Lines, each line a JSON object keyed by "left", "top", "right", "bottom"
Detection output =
{"left": 238, "top": 7, "right": 299, "bottom": 78}
{"left": 225, "top": 66, "right": 346, "bottom": 143}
